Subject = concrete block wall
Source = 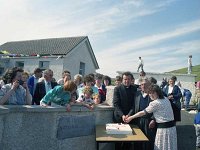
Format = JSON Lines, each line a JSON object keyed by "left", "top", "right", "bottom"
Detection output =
{"left": 0, "top": 105, "right": 114, "bottom": 150}
{"left": 105, "top": 86, "right": 115, "bottom": 106}
{"left": 0, "top": 106, "right": 9, "bottom": 149}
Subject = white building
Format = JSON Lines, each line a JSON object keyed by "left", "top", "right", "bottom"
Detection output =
{"left": 0, "top": 36, "right": 99, "bottom": 80}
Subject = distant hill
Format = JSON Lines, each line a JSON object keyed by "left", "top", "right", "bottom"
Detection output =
{"left": 168, "top": 64, "right": 200, "bottom": 82}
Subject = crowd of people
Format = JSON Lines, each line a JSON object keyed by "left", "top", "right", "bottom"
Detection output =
{"left": 112, "top": 70, "right": 200, "bottom": 150}
{"left": 0, "top": 67, "right": 112, "bottom": 111}
{"left": 0, "top": 66, "right": 197, "bottom": 150}
{"left": 112, "top": 71, "right": 181, "bottom": 150}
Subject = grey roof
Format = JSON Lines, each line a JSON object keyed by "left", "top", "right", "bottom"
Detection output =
{"left": 0, "top": 36, "right": 87, "bottom": 55}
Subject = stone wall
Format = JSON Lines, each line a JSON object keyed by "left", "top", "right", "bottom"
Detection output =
{"left": 0, "top": 105, "right": 114, "bottom": 150}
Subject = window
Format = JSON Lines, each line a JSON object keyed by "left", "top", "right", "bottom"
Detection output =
{"left": 39, "top": 61, "right": 49, "bottom": 71}
{"left": 79, "top": 62, "right": 85, "bottom": 76}
{"left": 15, "top": 61, "right": 24, "bottom": 69}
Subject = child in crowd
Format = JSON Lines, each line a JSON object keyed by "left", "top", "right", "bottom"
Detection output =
{"left": 21, "top": 71, "right": 30, "bottom": 89}
{"left": 93, "top": 93, "right": 101, "bottom": 105}
{"left": 94, "top": 74, "right": 107, "bottom": 103}
{"left": 194, "top": 110, "right": 200, "bottom": 148}
{"left": 177, "top": 82, "right": 192, "bottom": 111}
{"left": 183, "top": 89, "right": 192, "bottom": 111}
{"left": 76, "top": 86, "right": 95, "bottom": 110}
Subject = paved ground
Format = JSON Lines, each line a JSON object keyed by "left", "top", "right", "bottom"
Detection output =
{"left": 177, "top": 110, "right": 198, "bottom": 150}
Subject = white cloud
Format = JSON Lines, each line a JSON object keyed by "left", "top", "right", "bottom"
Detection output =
{"left": 97, "top": 20, "right": 200, "bottom": 57}
{"left": 0, "top": 0, "right": 175, "bottom": 44}
{"left": 0, "top": 0, "right": 199, "bottom": 78}
{"left": 96, "top": 38, "right": 200, "bottom": 77}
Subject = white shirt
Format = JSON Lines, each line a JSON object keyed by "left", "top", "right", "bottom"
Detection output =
{"left": 168, "top": 86, "right": 173, "bottom": 94}
{"left": 44, "top": 80, "right": 52, "bottom": 92}
{"left": 57, "top": 78, "right": 64, "bottom": 85}
{"left": 139, "top": 59, "right": 144, "bottom": 65}
{"left": 33, "top": 75, "right": 39, "bottom": 95}
{"left": 188, "top": 57, "right": 192, "bottom": 66}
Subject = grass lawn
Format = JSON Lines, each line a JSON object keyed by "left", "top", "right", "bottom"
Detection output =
{"left": 168, "top": 64, "right": 200, "bottom": 82}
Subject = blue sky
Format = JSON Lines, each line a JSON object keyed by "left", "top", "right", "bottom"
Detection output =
{"left": 0, "top": 0, "right": 200, "bottom": 77}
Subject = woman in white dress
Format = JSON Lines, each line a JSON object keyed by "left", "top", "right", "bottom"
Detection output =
{"left": 125, "top": 84, "right": 177, "bottom": 150}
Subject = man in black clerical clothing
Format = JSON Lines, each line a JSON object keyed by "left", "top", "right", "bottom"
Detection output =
{"left": 113, "top": 71, "right": 137, "bottom": 150}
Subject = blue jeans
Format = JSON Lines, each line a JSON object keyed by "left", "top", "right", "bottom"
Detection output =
{"left": 185, "top": 94, "right": 192, "bottom": 109}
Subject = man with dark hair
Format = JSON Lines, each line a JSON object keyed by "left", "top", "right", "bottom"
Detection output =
{"left": 113, "top": 72, "right": 137, "bottom": 123}
{"left": 113, "top": 71, "right": 137, "bottom": 150}
{"left": 0, "top": 67, "right": 32, "bottom": 105}
{"left": 27, "top": 68, "right": 43, "bottom": 98}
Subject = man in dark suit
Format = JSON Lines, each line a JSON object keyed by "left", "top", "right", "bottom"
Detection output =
{"left": 113, "top": 71, "right": 137, "bottom": 150}
{"left": 27, "top": 68, "right": 43, "bottom": 98}
{"left": 33, "top": 69, "right": 58, "bottom": 105}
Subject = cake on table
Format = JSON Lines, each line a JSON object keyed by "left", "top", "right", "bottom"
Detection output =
{"left": 106, "top": 123, "right": 133, "bottom": 134}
